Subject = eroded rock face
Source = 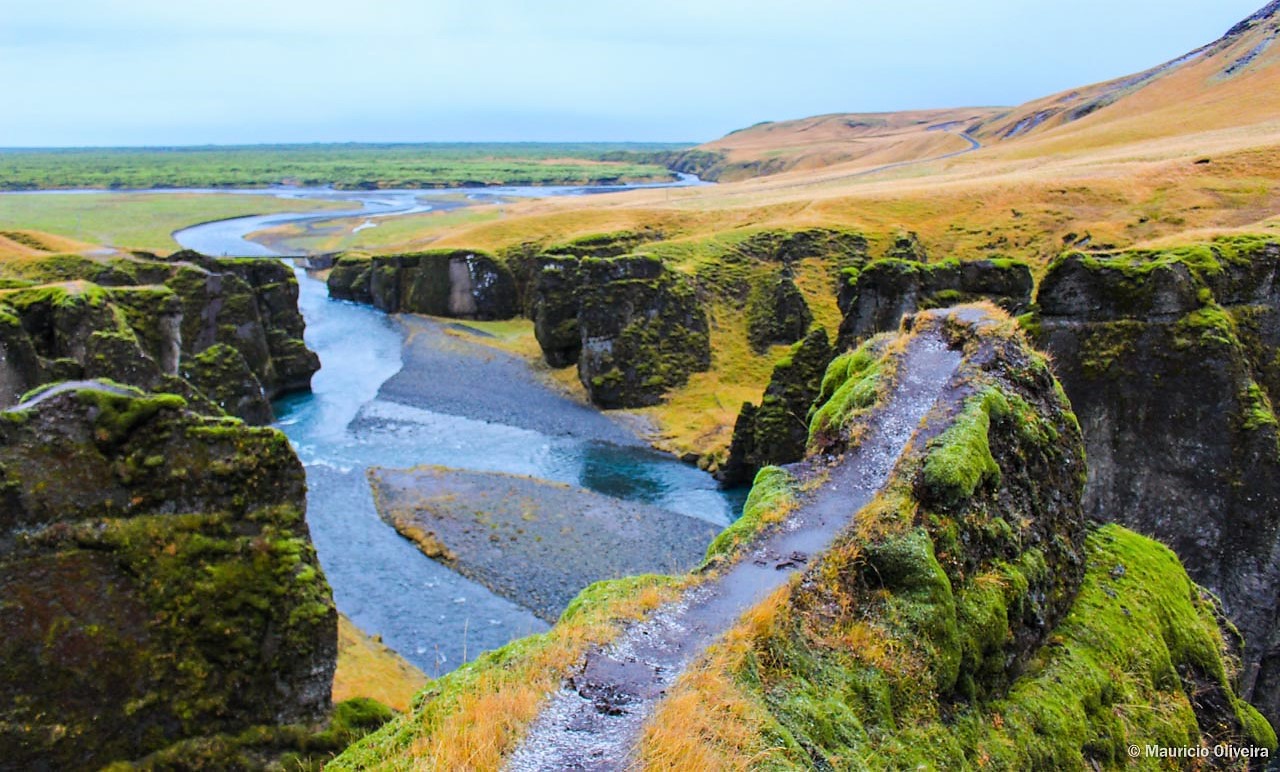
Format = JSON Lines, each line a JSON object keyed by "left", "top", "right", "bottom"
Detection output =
{"left": 327, "top": 249, "right": 518, "bottom": 320}
{"left": 0, "top": 250, "right": 319, "bottom": 423}
{"left": 529, "top": 255, "right": 712, "bottom": 408}
{"left": 836, "top": 258, "right": 1034, "bottom": 348}
{"left": 0, "top": 383, "right": 336, "bottom": 769}
{"left": 1033, "top": 238, "right": 1280, "bottom": 723}
{"left": 746, "top": 271, "right": 812, "bottom": 353}
{"left": 576, "top": 256, "right": 711, "bottom": 408}
{"left": 721, "top": 327, "right": 832, "bottom": 486}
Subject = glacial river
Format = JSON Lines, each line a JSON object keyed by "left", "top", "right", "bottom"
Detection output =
{"left": 172, "top": 180, "right": 742, "bottom": 675}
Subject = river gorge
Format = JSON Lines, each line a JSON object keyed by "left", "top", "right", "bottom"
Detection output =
{"left": 170, "top": 180, "right": 742, "bottom": 675}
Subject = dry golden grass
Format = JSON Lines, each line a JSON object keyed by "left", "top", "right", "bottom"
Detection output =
{"left": 698, "top": 108, "right": 1001, "bottom": 181}
{"left": 344, "top": 577, "right": 690, "bottom": 772}
{"left": 333, "top": 615, "right": 429, "bottom": 712}
{"left": 638, "top": 587, "right": 795, "bottom": 771}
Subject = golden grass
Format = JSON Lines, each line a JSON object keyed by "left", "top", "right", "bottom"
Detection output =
{"left": 333, "top": 615, "right": 429, "bottom": 713}
{"left": 0, "top": 229, "right": 106, "bottom": 260}
{"left": 638, "top": 587, "right": 795, "bottom": 771}
{"left": 342, "top": 576, "right": 691, "bottom": 772}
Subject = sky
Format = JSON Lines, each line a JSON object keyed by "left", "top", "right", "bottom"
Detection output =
{"left": 0, "top": 0, "right": 1269, "bottom": 146}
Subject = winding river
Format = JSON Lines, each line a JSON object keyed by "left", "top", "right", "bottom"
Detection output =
{"left": 171, "top": 179, "right": 741, "bottom": 676}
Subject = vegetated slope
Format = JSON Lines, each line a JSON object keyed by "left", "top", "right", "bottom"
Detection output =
{"left": 827, "top": 235, "right": 1280, "bottom": 729}
{"left": 679, "top": 1, "right": 1280, "bottom": 180}
{"left": 332, "top": 307, "right": 1272, "bottom": 770}
{"left": 636, "top": 309, "right": 1273, "bottom": 770}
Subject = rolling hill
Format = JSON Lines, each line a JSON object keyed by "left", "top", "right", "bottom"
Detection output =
{"left": 682, "top": 1, "right": 1280, "bottom": 179}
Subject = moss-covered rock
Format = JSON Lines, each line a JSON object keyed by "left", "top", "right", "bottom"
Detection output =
{"left": 0, "top": 250, "right": 319, "bottom": 423}
{"left": 0, "top": 383, "right": 336, "bottom": 769}
{"left": 530, "top": 256, "right": 583, "bottom": 367}
{"left": 526, "top": 251, "right": 713, "bottom": 406}
{"left": 1033, "top": 236, "right": 1280, "bottom": 726}
{"left": 721, "top": 328, "right": 833, "bottom": 485}
{"left": 836, "top": 257, "right": 1035, "bottom": 348}
{"left": 746, "top": 270, "right": 812, "bottom": 353}
{"left": 730, "top": 227, "right": 870, "bottom": 270}
{"left": 327, "top": 249, "right": 518, "bottom": 320}
{"left": 575, "top": 256, "right": 712, "bottom": 408}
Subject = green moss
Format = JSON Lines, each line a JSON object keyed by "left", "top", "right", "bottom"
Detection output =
{"left": 719, "top": 525, "right": 1274, "bottom": 770}
{"left": 1241, "top": 381, "right": 1280, "bottom": 433}
{"left": 1174, "top": 303, "right": 1238, "bottom": 349}
{"left": 920, "top": 388, "right": 1009, "bottom": 509}
{"left": 704, "top": 466, "right": 798, "bottom": 562}
{"left": 1051, "top": 235, "right": 1274, "bottom": 282}
{"left": 74, "top": 388, "right": 186, "bottom": 445}
{"left": 106, "top": 698, "right": 393, "bottom": 771}
{"left": 807, "top": 334, "right": 892, "bottom": 443}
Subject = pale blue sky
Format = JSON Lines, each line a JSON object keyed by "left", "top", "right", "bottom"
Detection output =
{"left": 0, "top": 0, "right": 1266, "bottom": 146}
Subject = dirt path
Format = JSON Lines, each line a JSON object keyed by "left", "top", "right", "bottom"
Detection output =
{"left": 505, "top": 320, "right": 966, "bottom": 771}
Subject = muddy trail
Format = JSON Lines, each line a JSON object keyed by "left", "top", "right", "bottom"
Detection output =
{"left": 505, "top": 314, "right": 970, "bottom": 771}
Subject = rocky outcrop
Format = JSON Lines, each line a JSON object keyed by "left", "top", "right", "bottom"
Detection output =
{"left": 576, "top": 256, "right": 711, "bottom": 408}
{"left": 0, "top": 250, "right": 318, "bottom": 423}
{"left": 658, "top": 311, "right": 1272, "bottom": 767}
{"left": 1033, "top": 237, "right": 1280, "bottom": 724}
{"left": 530, "top": 255, "right": 711, "bottom": 408}
{"left": 721, "top": 327, "right": 832, "bottom": 486}
{"left": 836, "top": 257, "right": 1034, "bottom": 348}
{"left": 746, "top": 271, "right": 812, "bottom": 353}
{"left": 327, "top": 249, "right": 518, "bottom": 320}
{"left": 0, "top": 382, "right": 336, "bottom": 769}
{"left": 530, "top": 256, "right": 583, "bottom": 367}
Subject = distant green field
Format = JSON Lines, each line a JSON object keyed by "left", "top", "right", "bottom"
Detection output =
{"left": 0, "top": 143, "right": 688, "bottom": 190}
{"left": 0, "top": 193, "right": 347, "bottom": 251}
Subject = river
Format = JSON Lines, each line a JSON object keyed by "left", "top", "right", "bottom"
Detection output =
{"left": 171, "top": 180, "right": 741, "bottom": 676}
